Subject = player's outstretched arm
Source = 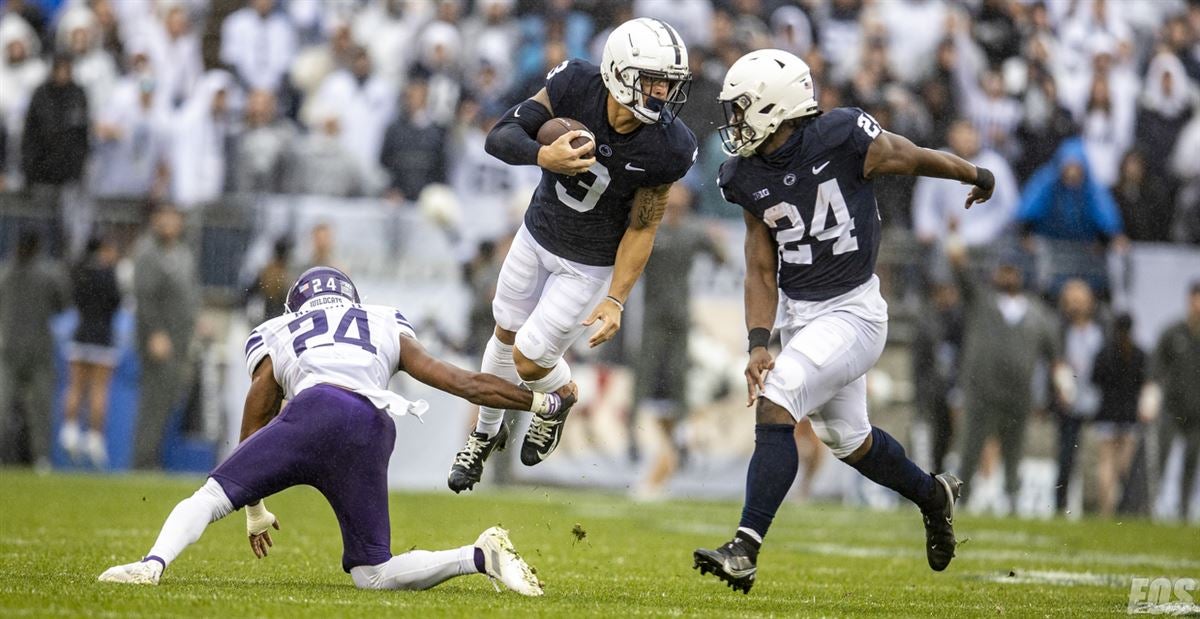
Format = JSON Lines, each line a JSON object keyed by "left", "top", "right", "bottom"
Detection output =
{"left": 863, "top": 131, "right": 995, "bottom": 209}
{"left": 743, "top": 210, "right": 779, "bottom": 406}
{"left": 399, "top": 335, "right": 578, "bottom": 412}
{"left": 240, "top": 357, "right": 285, "bottom": 442}
{"left": 583, "top": 183, "right": 670, "bottom": 347}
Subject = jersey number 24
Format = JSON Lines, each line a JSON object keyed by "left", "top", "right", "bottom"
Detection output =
{"left": 762, "top": 178, "right": 859, "bottom": 265}
{"left": 287, "top": 308, "right": 377, "bottom": 356}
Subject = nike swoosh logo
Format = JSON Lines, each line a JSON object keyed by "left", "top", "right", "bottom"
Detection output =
{"left": 514, "top": 105, "right": 521, "bottom": 118}
{"left": 812, "top": 161, "right": 830, "bottom": 174}
{"left": 625, "top": 163, "right": 645, "bottom": 172}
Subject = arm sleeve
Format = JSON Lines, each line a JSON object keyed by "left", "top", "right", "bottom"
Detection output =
{"left": 244, "top": 328, "right": 270, "bottom": 377}
{"left": 484, "top": 99, "right": 552, "bottom": 166}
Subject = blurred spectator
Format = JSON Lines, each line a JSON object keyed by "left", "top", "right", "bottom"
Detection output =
{"left": 949, "top": 243, "right": 1060, "bottom": 510}
{"left": 950, "top": 17, "right": 1021, "bottom": 158}
{"left": 1014, "top": 71, "right": 1079, "bottom": 182}
{"left": 912, "top": 120, "right": 1018, "bottom": 248}
{"left": 1016, "top": 138, "right": 1124, "bottom": 245}
{"left": 769, "top": 5, "right": 812, "bottom": 57}
{"left": 243, "top": 237, "right": 291, "bottom": 324}
{"left": 88, "top": 0, "right": 125, "bottom": 63}
{"left": 415, "top": 21, "right": 464, "bottom": 127}
{"left": 463, "top": 238, "right": 503, "bottom": 356}
{"left": 878, "top": 0, "right": 947, "bottom": 85}
{"left": 633, "top": 0, "right": 714, "bottom": 50}
{"left": 515, "top": 0, "right": 592, "bottom": 85}
{"left": 167, "top": 70, "right": 235, "bottom": 208}
{"left": 632, "top": 184, "right": 724, "bottom": 500}
{"left": 0, "top": 230, "right": 70, "bottom": 469}
{"left": 21, "top": 54, "right": 89, "bottom": 256}
{"left": 1091, "top": 313, "right": 1146, "bottom": 517}
{"left": 1053, "top": 279, "right": 1104, "bottom": 513}
{"left": 1170, "top": 106, "right": 1200, "bottom": 244}
{"left": 284, "top": 110, "right": 364, "bottom": 197}
{"left": 219, "top": 0, "right": 297, "bottom": 94}
{"left": 1148, "top": 282, "right": 1200, "bottom": 521}
{"left": 56, "top": 5, "right": 118, "bottom": 114}
{"left": 142, "top": 3, "right": 203, "bottom": 109}
{"left": 132, "top": 204, "right": 198, "bottom": 470}
{"left": 1135, "top": 52, "right": 1194, "bottom": 189}
{"left": 911, "top": 277, "right": 963, "bottom": 473}
{"left": 381, "top": 78, "right": 446, "bottom": 204}
{"left": 0, "top": 13, "right": 48, "bottom": 174}
{"left": 351, "top": 0, "right": 426, "bottom": 91}
{"left": 970, "top": 0, "right": 1019, "bottom": 68}
{"left": 449, "top": 99, "right": 530, "bottom": 245}
{"left": 90, "top": 53, "right": 169, "bottom": 199}
{"left": 817, "top": 0, "right": 864, "bottom": 82}
{"left": 1080, "top": 72, "right": 1131, "bottom": 188}
{"left": 232, "top": 89, "right": 295, "bottom": 193}
{"left": 290, "top": 21, "right": 355, "bottom": 101}
{"left": 308, "top": 45, "right": 394, "bottom": 192}
{"left": 916, "top": 39, "right": 960, "bottom": 149}
{"left": 1114, "top": 150, "right": 1173, "bottom": 243}
{"left": 60, "top": 236, "right": 121, "bottom": 468}
{"left": 461, "top": 0, "right": 519, "bottom": 87}
{"left": 299, "top": 221, "right": 341, "bottom": 272}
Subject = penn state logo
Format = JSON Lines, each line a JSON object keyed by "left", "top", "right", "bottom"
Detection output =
{"left": 783, "top": 172, "right": 797, "bottom": 186}
{"left": 598, "top": 144, "right": 612, "bottom": 157}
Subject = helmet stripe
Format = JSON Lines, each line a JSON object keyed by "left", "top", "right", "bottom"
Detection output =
{"left": 650, "top": 18, "right": 681, "bottom": 65}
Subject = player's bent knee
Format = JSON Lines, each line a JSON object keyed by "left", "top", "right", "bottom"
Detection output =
{"left": 756, "top": 398, "right": 796, "bottom": 426}
{"left": 493, "top": 326, "right": 516, "bottom": 346}
{"left": 512, "top": 346, "right": 551, "bottom": 381}
{"left": 814, "top": 420, "right": 871, "bottom": 461}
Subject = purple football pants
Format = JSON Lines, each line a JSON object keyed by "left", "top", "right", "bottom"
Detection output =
{"left": 211, "top": 384, "right": 396, "bottom": 572}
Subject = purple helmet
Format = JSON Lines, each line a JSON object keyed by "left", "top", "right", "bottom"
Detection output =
{"left": 284, "top": 266, "right": 361, "bottom": 312}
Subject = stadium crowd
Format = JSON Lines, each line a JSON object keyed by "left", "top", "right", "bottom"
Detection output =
{"left": 0, "top": 0, "right": 1199, "bottom": 522}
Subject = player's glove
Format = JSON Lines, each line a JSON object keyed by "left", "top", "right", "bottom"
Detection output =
{"left": 246, "top": 500, "right": 280, "bottom": 558}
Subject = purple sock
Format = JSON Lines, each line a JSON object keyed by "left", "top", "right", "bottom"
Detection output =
{"left": 473, "top": 547, "right": 486, "bottom": 574}
{"left": 142, "top": 555, "right": 166, "bottom": 570}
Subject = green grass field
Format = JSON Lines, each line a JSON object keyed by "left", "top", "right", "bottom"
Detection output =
{"left": 1, "top": 470, "right": 1196, "bottom": 617}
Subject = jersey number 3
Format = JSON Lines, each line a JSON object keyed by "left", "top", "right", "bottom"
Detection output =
{"left": 288, "top": 308, "right": 378, "bottom": 356}
{"left": 555, "top": 162, "right": 611, "bottom": 212}
{"left": 762, "top": 178, "right": 859, "bottom": 265}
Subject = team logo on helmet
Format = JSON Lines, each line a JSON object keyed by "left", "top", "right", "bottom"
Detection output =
{"left": 285, "top": 266, "right": 361, "bottom": 313}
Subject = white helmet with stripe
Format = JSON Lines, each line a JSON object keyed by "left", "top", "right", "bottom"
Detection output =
{"left": 601, "top": 17, "right": 691, "bottom": 124}
{"left": 718, "top": 49, "right": 819, "bottom": 157}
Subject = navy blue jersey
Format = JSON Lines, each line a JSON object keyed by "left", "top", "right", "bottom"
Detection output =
{"left": 719, "top": 107, "right": 883, "bottom": 302}
{"left": 524, "top": 59, "right": 698, "bottom": 267}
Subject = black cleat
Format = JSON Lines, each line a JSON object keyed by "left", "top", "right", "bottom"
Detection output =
{"left": 693, "top": 538, "right": 758, "bottom": 594}
{"left": 520, "top": 400, "right": 574, "bottom": 466}
{"left": 447, "top": 424, "right": 510, "bottom": 493}
{"left": 923, "top": 472, "right": 963, "bottom": 571}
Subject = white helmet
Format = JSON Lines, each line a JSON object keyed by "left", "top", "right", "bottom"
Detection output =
{"left": 718, "top": 49, "right": 819, "bottom": 157}
{"left": 601, "top": 18, "right": 691, "bottom": 124}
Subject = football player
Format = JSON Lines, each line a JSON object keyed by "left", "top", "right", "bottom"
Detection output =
{"left": 99, "top": 267, "right": 572, "bottom": 595}
{"left": 693, "top": 50, "right": 995, "bottom": 593}
{"left": 447, "top": 17, "right": 698, "bottom": 492}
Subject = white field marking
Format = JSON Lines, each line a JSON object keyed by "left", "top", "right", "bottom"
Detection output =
{"left": 1127, "top": 601, "right": 1200, "bottom": 616}
{"left": 981, "top": 569, "right": 1127, "bottom": 588}
{"left": 782, "top": 541, "right": 1200, "bottom": 571}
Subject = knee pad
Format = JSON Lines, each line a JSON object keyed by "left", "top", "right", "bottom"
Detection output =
{"left": 809, "top": 418, "right": 870, "bottom": 460}
{"left": 514, "top": 325, "right": 556, "bottom": 370}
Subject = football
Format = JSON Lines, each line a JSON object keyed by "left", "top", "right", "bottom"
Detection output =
{"left": 537, "top": 117, "right": 594, "bottom": 150}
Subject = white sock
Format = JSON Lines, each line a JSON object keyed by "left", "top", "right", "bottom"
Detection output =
{"left": 522, "top": 359, "right": 572, "bottom": 411}
{"left": 146, "top": 478, "right": 234, "bottom": 567}
{"left": 349, "top": 545, "right": 477, "bottom": 590}
{"left": 476, "top": 335, "right": 520, "bottom": 437}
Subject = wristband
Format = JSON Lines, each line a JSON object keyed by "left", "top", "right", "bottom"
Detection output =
{"left": 530, "top": 391, "right": 562, "bottom": 416}
{"left": 605, "top": 295, "right": 625, "bottom": 312}
{"left": 748, "top": 327, "right": 771, "bottom": 352}
{"left": 973, "top": 166, "right": 995, "bottom": 191}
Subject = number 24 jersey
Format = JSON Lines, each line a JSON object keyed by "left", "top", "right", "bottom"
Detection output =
{"left": 244, "top": 299, "right": 415, "bottom": 401}
{"left": 719, "top": 107, "right": 884, "bottom": 302}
